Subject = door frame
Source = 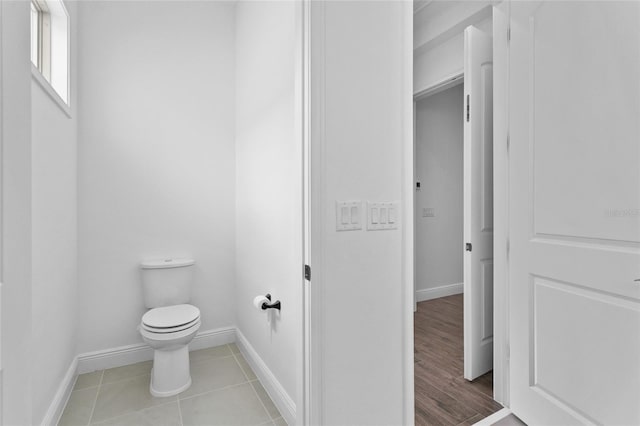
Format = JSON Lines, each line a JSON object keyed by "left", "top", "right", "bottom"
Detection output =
{"left": 492, "top": 2, "right": 510, "bottom": 408}
{"left": 412, "top": 71, "right": 464, "bottom": 313}
{"left": 410, "top": 6, "right": 511, "bottom": 407}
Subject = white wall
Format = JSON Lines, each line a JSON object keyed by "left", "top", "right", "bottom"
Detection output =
{"left": 1, "top": 2, "right": 33, "bottom": 424}
{"left": 310, "top": 1, "right": 412, "bottom": 424}
{"left": 414, "top": 1, "right": 492, "bottom": 94}
{"left": 234, "top": 0, "right": 300, "bottom": 418}
{"left": 77, "top": 1, "right": 236, "bottom": 354}
{"left": 415, "top": 84, "right": 464, "bottom": 295}
{"left": 31, "top": 0, "right": 78, "bottom": 422}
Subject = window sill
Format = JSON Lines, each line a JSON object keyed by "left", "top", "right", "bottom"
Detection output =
{"left": 31, "top": 64, "right": 71, "bottom": 118}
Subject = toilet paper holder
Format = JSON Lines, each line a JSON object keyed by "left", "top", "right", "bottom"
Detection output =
{"left": 262, "top": 294, "right": 281, "bottom": 311}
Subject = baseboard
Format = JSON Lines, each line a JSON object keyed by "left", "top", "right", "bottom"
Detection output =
{"left": 416, "top": 282, "right": 463, "bottom": 302}
{"left": 235, "top": 329, "right": 296, "bottom": 426}
{"left": 40, "top": 356, "right": 78, "bottom": 426}
{"left": 77, "top": 326, "right": 236, "bottom": 374}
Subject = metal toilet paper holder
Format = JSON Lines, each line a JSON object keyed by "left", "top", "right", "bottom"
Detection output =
{"left": 261, "top": 294, "right": 281, "bottom": 311}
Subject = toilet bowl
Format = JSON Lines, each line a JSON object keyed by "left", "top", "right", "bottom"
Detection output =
{"left": 139, "top": 303, "right": 201, "bottom": 397}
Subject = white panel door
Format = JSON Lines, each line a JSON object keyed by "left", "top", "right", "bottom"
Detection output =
{"left": 509, "top": 2, "right": 640, "bottom": 424}
{"left": 463, "top": 25, "right": 494, "bottom": 381}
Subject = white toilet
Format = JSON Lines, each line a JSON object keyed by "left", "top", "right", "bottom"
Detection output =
{"left": 139, "top": 258, "right": 201, "bottom": 397}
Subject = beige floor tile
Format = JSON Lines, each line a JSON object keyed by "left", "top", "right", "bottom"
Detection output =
{"left": 91, "top": 402, "right": 181, "bottom": 426}
{"left": 228, "top": 342, "right": 241, "bottom": 354}
{"left": 273, "top": 417, "right": 288, "bottom": 426}
{"left": 91, "top": 374, "right": 176, "bottom": 423}
{"left": 189, "top": 345, "right": 233, "bottom": 363}
{"left": 235, "top": 353, "right": 257, "bottom": 381}
{"left": 180, "top": 383, "right": 271, "bottom": 426}
{"left": 74, "top": 371, "right": 103, "bottom": 391}
{"left": 58, "top": 387, "right": 99, "bottom": 426}
{"left": 179, "top": 356, "right": 248, "bottom": 399}
{"left": 101, "top": 360, "right": 152, "bottom": 385}
{"left": 494, "top": 414, "right": 527, "bottom": 426}
{"left": 250, "top": 381, "right": 281, "bottom": 419}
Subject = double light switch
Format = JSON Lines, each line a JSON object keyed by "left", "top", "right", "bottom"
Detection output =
{"left": 336, "top": 201, "right": 362, "bottom": 231}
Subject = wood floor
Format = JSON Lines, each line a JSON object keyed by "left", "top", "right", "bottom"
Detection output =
{"left": 414, "top": 294, "right": 502, "bottom": 425}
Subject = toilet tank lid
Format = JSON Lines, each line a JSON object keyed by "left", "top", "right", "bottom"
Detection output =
{"left": 140, "top": 258, "right": 195, "bottom": 269}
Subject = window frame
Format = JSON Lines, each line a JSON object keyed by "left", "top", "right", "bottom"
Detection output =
{"left": 30, "top": 0, "right": 71, "bottom": 116}
{"left": 32, "top": 0, "right": 52, "bottom": 81}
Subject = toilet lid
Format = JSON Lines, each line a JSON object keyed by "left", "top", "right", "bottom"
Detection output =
{"left": 142, "top": 304, "right": 200, "bottom": 329}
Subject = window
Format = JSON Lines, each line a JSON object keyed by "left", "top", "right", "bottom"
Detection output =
{"left": 30, "top": 0, "right": 69, "bottom": 107}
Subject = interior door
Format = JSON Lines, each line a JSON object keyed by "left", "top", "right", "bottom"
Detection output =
{"left": 509, "top": 2, "right": 640, "bottom": 424}
{"left": 463, "top": 26, "right": 494, "bottom": 381}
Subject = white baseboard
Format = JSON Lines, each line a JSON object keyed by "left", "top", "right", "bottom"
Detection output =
{"left": 41, "top": 357, "right": 78, "bottom": 426}
{"left": 235, "top": 329, "right": 296, "bottom": 426}
{"left": 77, "top": 326, "right": 235, "bottom": 374}
{"left": 416, "top": 282, "right": 463, "bottom": 302}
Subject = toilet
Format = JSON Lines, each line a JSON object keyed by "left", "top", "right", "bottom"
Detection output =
{"left": 139, "top": 258, "right": 201, "bottom": 397}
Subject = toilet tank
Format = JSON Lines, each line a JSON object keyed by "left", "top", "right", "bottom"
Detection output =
{"left": 140, "top": 258, "right": 195, "bottom": 308}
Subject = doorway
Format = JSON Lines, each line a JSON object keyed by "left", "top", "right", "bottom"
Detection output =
{"left": 413, "top": 70, "right": 500, "bottom": 423}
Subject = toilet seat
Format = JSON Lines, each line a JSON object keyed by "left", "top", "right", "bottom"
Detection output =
{"left": 142, "top": 304, "right": 200, "bottom": 334}
{"left": 140, "top": 318, "right": 201, "bottom": 342}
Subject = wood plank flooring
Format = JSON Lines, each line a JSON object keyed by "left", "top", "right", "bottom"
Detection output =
{"left": 415, "top": 294, "right": 502, "bottom": 425}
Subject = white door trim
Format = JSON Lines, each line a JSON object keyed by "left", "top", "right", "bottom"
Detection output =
{"left": 491, "top": 2, "right": 510, "bottom": 407}
{"left": 298, "top": 0, "right": 315, "bottom": 424}
{"left": 401, "top": 2, "right": 415, "bottom": 423}
{"left": 306, "top": 1, "right": 325, "bottom": 424}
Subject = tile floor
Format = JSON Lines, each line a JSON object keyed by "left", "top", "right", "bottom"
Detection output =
{"left": 58, "top": 343, "right": 286, "bottom": 426}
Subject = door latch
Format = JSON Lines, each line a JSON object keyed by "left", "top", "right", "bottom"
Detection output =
{"left": 465, "top": 243, "right": 472, "bottom": 252}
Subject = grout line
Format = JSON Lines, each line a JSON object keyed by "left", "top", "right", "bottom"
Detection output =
{"left": 247, "top": 379, "right": 275, "bottom": 422}
{"left": 177, "top": 380, "right": 251, "bottom": 403}
{"left": 189, "top": 353, "right": 236, "bottom": 366}
{"left": 177, "top": 397, "right": 184, "bottom": 426}
{"left": 89, "top": 400, "right": 179, "bottom": 426}
{"left": 86, "top": 370, "right": 104, "bottom": 426}
{"left": 234, "top": 352, "right": 278, "bottom": 421}
{"left": 231, "top": 351, "right": 252, "bottom": 382}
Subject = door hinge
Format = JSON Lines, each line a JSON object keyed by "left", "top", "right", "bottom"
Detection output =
{"left": 506, "top": 238, "right": 510, "bottom": 260}
{"left": 304, "top": 264, "right": 311, "bottom": 281}
{"left": 466, "top": 95, "right": 470, "bottom": 122}
{"left": 507, "top": 27, "right": 511, "bottom": 42}
{"left": 465, "top": 243, "right": 472, "bottom": 252}
{"left": 506, "top": 132, "right": 510, "bottom": 153}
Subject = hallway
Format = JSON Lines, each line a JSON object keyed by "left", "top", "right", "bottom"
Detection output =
{"left": 414, "top": 295, "right": 502, "bottom": 425}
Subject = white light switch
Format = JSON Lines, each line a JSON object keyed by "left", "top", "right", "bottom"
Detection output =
{"left": 341, "top": 207, "right": 349, "bottom": 224}
{"left": 423, "top": 208, "right": 435, "bottom": 218}
{"left": 367, "top": 202, "right": 400, "bottom": 230}
{"left": 350, "top": 206, "right": 359, "bottom": 224}
{"left": 336, "top": 201, "right": 362, "bottom": 231}
{"left": 388, "top": 207, "right": 396, "bottom": 223}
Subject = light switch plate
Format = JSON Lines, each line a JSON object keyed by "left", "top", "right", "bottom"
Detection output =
{"left": 367, "top": 202, "right": 399, "bottom": 230}
{"left": 336, "top": 201, "right": 362, "bottom": 231}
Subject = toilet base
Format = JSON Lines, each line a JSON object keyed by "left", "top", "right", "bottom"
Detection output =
{"left": 149, "top": 345, "right": 192, "bottom": 397}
